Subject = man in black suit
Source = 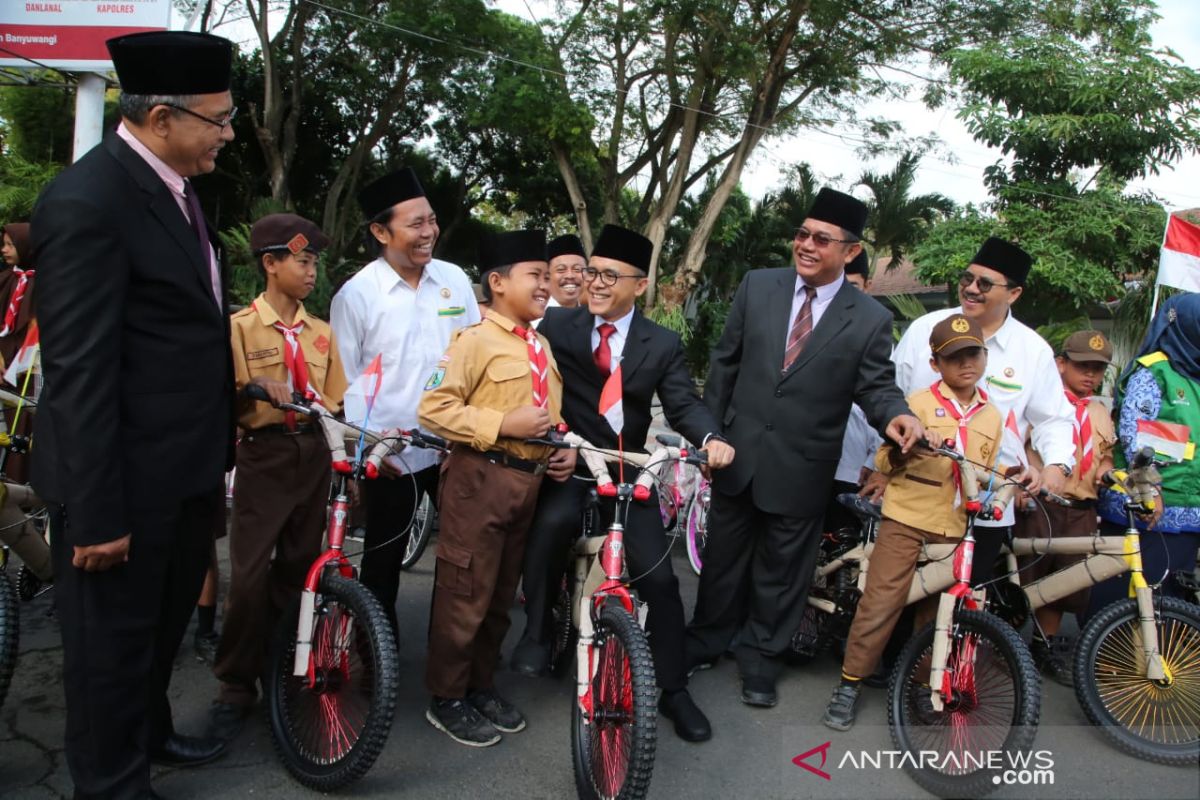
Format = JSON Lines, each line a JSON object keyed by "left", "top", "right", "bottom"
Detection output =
{"left": 31, "top": 32, "right": 237, "bottom": 799}
{"left": 512, "top": 225, "right": 734, "bottom": 742}
{"left": 685, "top": 188, "right": 924, "bottom": 707}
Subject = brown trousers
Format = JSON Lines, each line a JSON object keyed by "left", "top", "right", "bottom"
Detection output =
{"left": 214, "top": 430, "right": 331, "bottom": 706}
{"left": 1014, "top": 501, "right": 1096, "bottom": 616}
{"left": 842, "top": 518, "right": 957, "bottom": 679}
{"left": 426, "top": 447, "right": 542, "bottom": 699}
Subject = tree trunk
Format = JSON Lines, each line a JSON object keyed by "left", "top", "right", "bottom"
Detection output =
{"left": 551, "top": 139, "right": 593, "bottom": 251}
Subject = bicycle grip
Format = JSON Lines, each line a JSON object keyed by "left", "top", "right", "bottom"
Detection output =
{"left": 1131, "top": 446, "right": 1156, "bottom": 469}
{"left": 655, "top": 433, "right": 682, "bottom": 448}
{"left": 244, "top": 383, "right": 271, "bottom": 403}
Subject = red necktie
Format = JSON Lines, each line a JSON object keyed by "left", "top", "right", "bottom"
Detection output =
{"left": 1066, "top": 390, "right": 1093, "bottom": 475}
{"left": 594, "top": 322, "right": 617, "bottom": 377}
{"left": 782, "top": 286, "right": 816, "bottom": 372}
{"left": 0, "top": 267, "right": 33, "bottom": 337}
{"left": 512, "top": 325, "right": 549, "bottom": 408}
{"left": 272, "top": 317, "right": 312, "bottom": 430}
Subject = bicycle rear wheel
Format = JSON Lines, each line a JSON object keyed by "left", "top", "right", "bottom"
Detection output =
{"left": 1073, "top": 596, "right": 1200, "bottom": 765}
{"left": 888, "top": 609, "right": 1040, "bottom": 798}
{"left": 266, "top": 572, "right": 399, "bottom": 791}
{"left": 572, "top": 604, "right": 657, "bottom": 800}
{"left": 400, "top": 493, "right": 436, "bottom": 571}
{"left": 0, "top": 569, "right": 17, "bottom": 710}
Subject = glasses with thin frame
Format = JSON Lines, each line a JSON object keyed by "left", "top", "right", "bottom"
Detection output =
{"left": 162, "top": 103, "right": 238, "bottom": 131}
{"left": 958, "top": 270, "right": 1015, "bottom": 294}
{"left": 583, "top": 266, "right": 644, "bottom": 287}
{"left": 793, "top": 227, "right": 858, "bottom": 248}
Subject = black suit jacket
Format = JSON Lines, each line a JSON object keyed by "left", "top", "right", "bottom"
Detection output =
{"left": 538, "top": 306, "right": 719, "bottom": 454}
{"left": 31, "top": 134, "right": 235, "bottom": 546}
{"left": 704, "top": 268, "right": 910, "bottom": 518}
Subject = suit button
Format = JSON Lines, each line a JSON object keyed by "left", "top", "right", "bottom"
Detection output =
{"left": 765, "top": 423, "right": 774, "bottom": 431}
{"left": 774, "top": 389, "right": 783, "bottom": 398}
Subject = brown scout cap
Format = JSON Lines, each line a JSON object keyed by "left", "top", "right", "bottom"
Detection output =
{"left": 930, "top": 313, "right": 986, "bottom": 357}
{"left": 250, "top": 213, "right": 330, "bottom": 255}
{"left": 1061, "top": 329, "right": 1113, "bottom": 364}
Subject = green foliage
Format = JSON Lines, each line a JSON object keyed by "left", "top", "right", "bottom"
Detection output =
{"left": 0, "top": 150, "right": 61, "bottom": 221}
{"left": 0, "top": 78, "right": 76, "bottom": 164}
{"left": 646, "top": 301, "right": 691, "bottom": 347}
{"left": 1036, "top": 315, "right": 1093, "bottom": 353}
{"left": 888, "top": 293, "right": 931, "bottom": 341}
{"left": 858, "top": 152, "right": 956, "bottom": 264}
{"left": 220, "top": 223, "right": 337, "bottom": 317}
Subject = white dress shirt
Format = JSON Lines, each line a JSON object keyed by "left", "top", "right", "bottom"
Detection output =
{"left": 531, "top": 295, "right": 562, "bottom": 329}
{"left": 784, "top": 273, "right": 844, "bottom": 349}
{"left": 892, "top": 306, "right": 1076, "bottom": 526}
{"left": 836, "top": 403, "right": 883, "bottom": 484}
{"left": 330, "top": 257, "right": 481, "bottom": 473}
{"left": 591, "top": 307, "right": 636, "bottom": 365}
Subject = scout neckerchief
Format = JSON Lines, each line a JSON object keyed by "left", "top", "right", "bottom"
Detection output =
{"left": 254, "top": 301, "right": 313, "bottom": 430}
{"left": 930, "top": 380, "right": 990, "bottom": 504}
{"left": 1065, "top": 389, "right": 1093, "bottom": 476}
{"left": 0, "top": 267, "right": 33, "bottom": 337}
{"left": 511, "top": 324, "right": 549, "bottom": 408}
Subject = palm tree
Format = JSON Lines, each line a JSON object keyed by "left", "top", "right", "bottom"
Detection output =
{"left": 858, "top": 152, "right": 956, "bottom": 267}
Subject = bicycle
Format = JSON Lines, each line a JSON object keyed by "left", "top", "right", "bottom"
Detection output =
{"left": 0, "top": 545, "right": 16, "bottom": 710}
{"left": 682, "top": 468, "right": 710, "bottom": 576}
{"left": 243, "top": 384, "right": 448, "bottom": 790}
{"left": 533, "top": 428, "right": 707, "bottom": 800}
{"left": 400, "top": 492, "right": 437, "bottom": 570}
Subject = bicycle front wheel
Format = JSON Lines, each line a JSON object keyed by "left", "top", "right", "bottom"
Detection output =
{"left": 572, "top": 604, "right": 657, "bottom": 800}
{"left": 400, "top": 493, "right": 436, "bottom": 571}
{"left": 0, "top": 570, "right": 17, "bottom": 710}
{"left": 684, "top": 495, "right": 707, "bottom": 576}
{"left": 888, "top": 609, "right": 1040, "bottom": 798}
{"left": 266, "top": 573, "right": 399, "bottom": 791}
{"left": 1074, "top": 595, "right": 1200, "bottom": 766}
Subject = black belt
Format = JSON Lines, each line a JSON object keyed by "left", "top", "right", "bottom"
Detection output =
{"left": 1058, "top": 497, "right": 1096, "bottom": 510}
{"left": 244, "top": 423, "right": 318, "bottom": 438}
{"left": 480, "top": 449, "right": 548, "bottom": 476}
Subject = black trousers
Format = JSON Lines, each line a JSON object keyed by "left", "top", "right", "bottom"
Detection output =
{"left": 685, "top": 485, "right": 824, "bottom": 681}
{"left": 519, "top": 475, "right": 689, "bottom": 691}
{"left": 52, "top": 488, "right": 223, "bottom": 800}
{"left": 358, "top": 465, "right": 440, "bottom": 632}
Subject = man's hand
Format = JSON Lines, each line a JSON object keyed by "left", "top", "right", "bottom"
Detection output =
{"left": 1017, "top": 463, "right": 1044, "bottom": 494}
{"left": 72, "top": 534, "right": 131, "bottom": 572}
{"left": 859, "top": 470, "right": 889, "bottom": 503}
{"left": 248, "top": 375, "right": 293, "bottom": 406}
{"left": 885, "top": 414, "right": 925, "bottom": 454}
{"left": 1039, "top": 463, "right": 1070, "bottom": 495}
{"left": 922, "top": 429, "right": 945, "bottom": 451}
{"left": 701, "top": 440, "right": 735, "bottom": 471}
{"left": 547, "top": 448, "right": 577, "bottom": 482}
{"left": 499, "top": 406, "right": 552, "bottom": 440}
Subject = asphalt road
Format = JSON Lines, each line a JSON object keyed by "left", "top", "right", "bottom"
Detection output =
{"left": 3, "top": 534, "right": 1198, "bottom": 800}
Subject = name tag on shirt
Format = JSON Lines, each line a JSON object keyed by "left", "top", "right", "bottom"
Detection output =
{"left": 438, "top": 306, "right": 466, "bottom": 317}
{"left": 247, "top": 347, "right": 280, "bottom": 361}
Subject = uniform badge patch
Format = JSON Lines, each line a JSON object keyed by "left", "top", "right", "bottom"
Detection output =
{"left": 935, "top": 408, "right": 946, "bottom": 417}
{"left": 438, "top": 306, "right": 466, "bottom": 317}
{"left": 1004, "top": 367, "right": 1015, "bottom": 378}
{"left": 425, "top": 367, "right": 446, "bottom": 390}
{"left": 287, "top": 233, "right": 309, "bottom": 255}
{"left": 312, "top": 335, "right": 330, "bottom": 354}
{"left": 980, "top": 442, "right": 992, "bottom": 461}
{"left": 441, "top": 287, "right": 452, "bottom": 299}
{"left": 1089, "top": 335, "right": 1105, "bottom": 351}
{"left": 247, "top": 347, "right": 280, "bottom": 360}
{"left": 951, "top": 318, "right": 970, "bottom": 333}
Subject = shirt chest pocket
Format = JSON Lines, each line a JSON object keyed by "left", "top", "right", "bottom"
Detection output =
{"left": 486, "top": 359, "right": 530, "bottom": 386}
{"left": 482, "top": 359, "right": 532, "bottom": 406}
{"left": 244, "top": 346, "right": 284, "bottom": 379}
{"left": 302, "top": 352, "right": 330, "bottom": 394}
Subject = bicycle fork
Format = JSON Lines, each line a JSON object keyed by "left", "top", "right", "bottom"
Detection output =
{"left": 929, "top": 532, "right": 985, "bottom": 712}
{"left": 293, "top": 491, "right": 356, "bottom": 680}
{"left": 1125, "top": 531, "right": 1171, "bottom": 683}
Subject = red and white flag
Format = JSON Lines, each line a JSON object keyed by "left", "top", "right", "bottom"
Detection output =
{"left": 343, "top": 353, "right": 383, "bottom": 428}
{"left": 1002, "top": 409, "right": 1028, "bottom": 468}
{"left": 1157, "top": 213, "right": 1200, "bottom": 292}
{"left": 598, "top": 360, "right": 624, "bottom": 435}
{"left": 1135, "top": 419, "right": 1194, "bottom": 463}
{"left": 4, "top": 320, "right": 39, "bottom": 386}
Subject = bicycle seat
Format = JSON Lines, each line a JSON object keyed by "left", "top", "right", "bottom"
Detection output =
{"left": 837, "top": 492, "right": 881, "bottom": 523}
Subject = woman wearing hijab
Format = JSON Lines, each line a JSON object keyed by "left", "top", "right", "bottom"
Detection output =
{"left": 0, "top": 222, "right": 37, "bottom": 371}
{"left": 1088, "top": 293, "right": 1200, "bottom": 616}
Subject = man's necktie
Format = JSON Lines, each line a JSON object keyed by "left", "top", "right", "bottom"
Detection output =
{"left": 594, "top": 322, "right": 617, "bottom": 377}
{"left": 512, "top": 326, "right": 549, "bottom": 408}
{"left": 782, "top": 285, "right": 817, "bottom": 372}
{"left": 183, "top": 180, "right": 222, "bottom": 307}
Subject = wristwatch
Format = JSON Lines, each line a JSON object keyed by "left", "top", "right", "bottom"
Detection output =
{"left": 1048, "top": 463, "right": 1073, "bottom": 478}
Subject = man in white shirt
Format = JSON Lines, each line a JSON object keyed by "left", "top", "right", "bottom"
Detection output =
{"left": 531, "top": 233, "right": 586, "bottom": 329}
{"left": 330, "top": 168, "right": 480, "bottom": 631}
{"left": 887, "top": 236, "right": 1075, "bottom": 583}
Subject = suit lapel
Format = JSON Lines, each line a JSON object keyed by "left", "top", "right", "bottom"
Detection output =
{"left": 570, "top": 308, "right": 602, "bottom": 387}
{"left": 780, "top": 280, "right": 856, "bottom": 383}
{"left": 768, "top": 271, "right": 796, "bottom": 373}
{"left": 618, "top": 310, "right": 652, "bottom": 384}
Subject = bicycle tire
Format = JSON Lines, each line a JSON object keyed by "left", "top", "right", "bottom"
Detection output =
{"left": 1073, "top": 595, "right": 1200, "bottom": 766}
{"left": 266, "top": 572, "right": 399, "bottom": 791}
{"left": 548, "top": 578, "right": 575, "bottom": 678}
{"left": 400, "top": 493, "right": 436, "bottom": 571}
{"left": 684, "top": 495, "right": 707, "bottom": 576}
{"left": 571, "top": 603, "right": 657, "bottom": 800}
{"left": 0, "top": 570, "right": 17, "bottom": 710}
{"left": 888, "top": 609, "right": 1040, "bottom": 799}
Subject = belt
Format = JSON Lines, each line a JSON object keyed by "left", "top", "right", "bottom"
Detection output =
{"left": 1057, "top": 497, "right": 1096, "bottom": 510}
{"left": 244, "top": 423, "right": 318, "bottom": 438}
{"left": 480, "top": 449, "right": 548, "bottom": 476}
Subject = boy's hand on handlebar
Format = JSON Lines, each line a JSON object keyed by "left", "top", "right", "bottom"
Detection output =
{"left": 72, "top": 534, "right": 131, "bottom": 572}
{"left": 885, "top": 414, "right": 925, "bottom": 454}
{"left": 247, "top": 376, "right": 293, "bottom": 407}
{"left": 546, "top": 448, "right": 576, "bottom": 482}
{"left": 499, "top": 406, "right": 552, "bottom": 440}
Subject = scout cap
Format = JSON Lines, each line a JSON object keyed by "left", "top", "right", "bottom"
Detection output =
{"left": 357, "top": 167, "right": 426, "bottom": 219}
{"left": 250, "top": 213, "right": 330, "bottom": 255}
{"left": 591, "top": 224, "right": 652, "bottom": 274}
{"left": 805, "top": 187, "right": 868, "bottom": 239}
{"left": 971, "top": 236, "right": 1032, "bottom": 286}
{"left": 548, "top": 233, "right": 586, "bottom": 260}
{"left": 1061, "top": 329, "right": 1113, "bottom": 365}
{"left": 930, "top": 313, "right": 986, "bottom": 357}
{"left": 106, "top": 32, "right": 234, "bottom": 95}
{"left": 844, "top": 249, "right": 870, "bottom": 278}
{"left": 478, "top": 229, "right": 547, "bottom": 276}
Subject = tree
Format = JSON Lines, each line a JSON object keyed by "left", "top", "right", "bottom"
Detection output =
{"left": 858, "top": 151, "right": 954, "bottom": 265}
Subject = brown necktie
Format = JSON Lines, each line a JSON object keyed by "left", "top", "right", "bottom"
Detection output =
{"left": 782, "top": 285, "right": 817, "bottom": 372}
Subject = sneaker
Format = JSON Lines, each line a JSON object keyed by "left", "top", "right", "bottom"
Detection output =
{"left": 426, "top": 697, "right": 502, "bottom": 746}
{"left": 467, "top": 688, "right": 526, "bottom": 733}
{"left": 822, "top": 683, "right": 862, "bottom": 731}
{"left": 1031, "top": 635, "right": 1075, "bottom": 687}
{"left": 194, "top": 631, "right": 221, "bottom": 665}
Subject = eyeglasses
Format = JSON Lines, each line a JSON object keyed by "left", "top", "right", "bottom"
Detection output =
{"left": 794, "top": 228, "right": 858, "bottom": 248}
{"left": 958, "top": 270, "right": 1014, "bottom": 294}
{"left": 162, "top": 103, "right": 238, "bottom": 131}
{"left": 583, "top": 266, "right": 644, "bottom": 287}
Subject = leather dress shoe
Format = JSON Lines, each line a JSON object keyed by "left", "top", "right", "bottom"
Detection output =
{"left": 659, "top": 689, "right": 712, "bottom": 742}
{"left": 149, "top": 732, "right": 227, "bottom": 767}
{"left": 510, "top": 640, "right": 550, "bottom": 678}
{"left": 741, "top": 675, "right": 778, "bottom": 708}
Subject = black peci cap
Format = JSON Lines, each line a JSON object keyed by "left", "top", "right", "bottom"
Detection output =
{"left": 107, "top": 31, "right": 233, "bottom": 95}
{"left": 805, "top": 187, "right": 869, "bottom": 239}
{"left": 971, "top": 236, "right": 1032, "bottom": 286}
{"left": 591, "top": 224, "right": 652, "bottom": 273}
{"left": 357, "top": 168, "right": 426, "bottom": 219}
{"left": 547, "top": 233, "right": 586, "bottom": 261}
{"left": 478, "top": 229, "right": 548, "bottom": 275}
{"left": 250, "top": 213, "right": 330, "bottom": 255}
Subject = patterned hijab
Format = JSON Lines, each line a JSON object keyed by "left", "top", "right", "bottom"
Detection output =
{"left": 1123, "top": 293, "right": 1200, "bottom": 385}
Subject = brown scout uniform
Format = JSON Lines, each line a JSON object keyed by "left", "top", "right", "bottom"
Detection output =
{"left": 842, "top": 315, "right": 1003, "bottom": 680}
{"left": 418, "top": 310, "right": 563, "bottom": 699}
{"left": 214, "top": 294, "right": 348, "bottom": 706}
{"left": 1014, "top": 330, "right": 1116, "bottom": 615}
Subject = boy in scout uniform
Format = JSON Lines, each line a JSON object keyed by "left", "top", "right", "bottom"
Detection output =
{"left": 418, "top": 229, "right": 573, "bottom": 747}
{"left": 207, "top": 214, "right": 349, "bottom": 742}
{"left": 1015, "top": 329, "right": 1115, "bottom": 685}
{"left": 824, "top": 314, "right": 1010, "bottom": 731}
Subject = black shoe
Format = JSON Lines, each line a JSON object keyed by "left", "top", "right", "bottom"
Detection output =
{"left": 740, "top": 675, "right": 777, "bottom": 708}
{"left": 685, "top": 657, "right": 718, "bottom": 678}
{"left": 1032, "top": 635, "right": 1075, "bottom": 687}
{"left": 206, "top": 701, "right": 250, "bottom": 743}
{"left": 467, "top": 688, "right": 526, "bottom": 733}
{"left": 823, "top": 683, "right": 862, "bottom": 731}
{"left": 862, "top": 664, "right": 889, "bottom": 689}
{"left": 659, "top": 690, "right": 712, "bottom": 742}
{"left": 149, "top": 733, "right": 227, "bottom": 767}
{"left": 426, "top": 697, "right": 501, "bottom": 747}
{"left": 193, "top": 631, "right": 220, "bottom": 665}
{"left": 511, "top": 640, "right": 550, "bottom": 678}
{"left": 132, "top": 790, "right": 169, "bottom": 800}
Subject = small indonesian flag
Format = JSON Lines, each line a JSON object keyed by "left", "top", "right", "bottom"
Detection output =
{"left": 598, "top": 360, "right": 624, "bottom": 435}
{"left": 1135, "top": 419, "right": 1194, "bottom": 463}
{"left": 343, "top": 353, "right": 383, "bottom": 428}
{"left": 1157, "top": 214, "right": 1200, "bottom": 292}
{"left": 1002, "top": 409, "right": 1028, "bottom": 467}
{"left": 3, "top": 320, "right": 39, "bottom": 386}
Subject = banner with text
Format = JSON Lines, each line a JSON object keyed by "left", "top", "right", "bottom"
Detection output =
{"left": 1, "top": 1, "right": 171, "bottom": 71}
